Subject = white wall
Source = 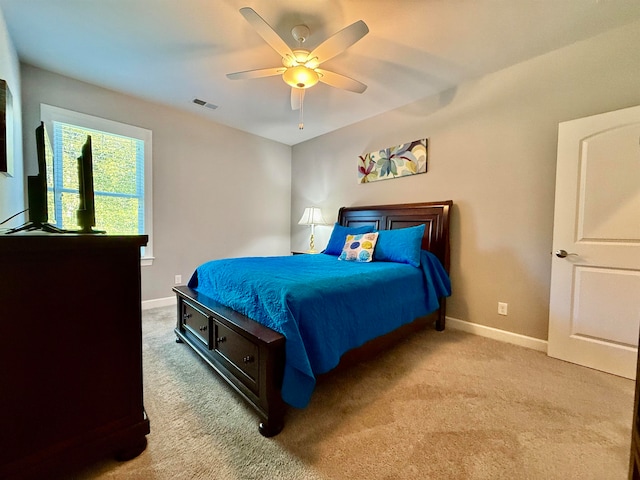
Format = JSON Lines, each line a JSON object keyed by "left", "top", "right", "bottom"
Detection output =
{"left": 0, "top": 8, "right": 23, "bottom": 225}
{"left": 20, "top": 65, "right": 292, "bottom": 301}
{"left": 291, "top": 20, "right": 640, "bottom": 340}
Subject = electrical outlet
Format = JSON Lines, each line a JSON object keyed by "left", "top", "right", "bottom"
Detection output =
{"left": 174, "top": 274, "right": 182, "bottom": 285}
{"left": 498, "top": 302, "right": 508, "bottom": 316}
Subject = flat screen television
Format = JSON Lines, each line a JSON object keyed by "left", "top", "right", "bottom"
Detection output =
{"left": 5, "top": 122, "right": 64, "bottom": 233}
{"left": 76, "top": 135, "right": 104, "bottom": 234}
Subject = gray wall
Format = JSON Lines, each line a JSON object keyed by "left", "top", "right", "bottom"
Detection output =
{"left": 291, "top": 20, "right": 640, "bottom": 340}
{"left": 0, "top": 9, "right": 23, "bottom": 225}
{"left": 20, "top": 64, "right": 292, "bottom": 301}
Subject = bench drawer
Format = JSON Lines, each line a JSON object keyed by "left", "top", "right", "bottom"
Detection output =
{"left": 181, "top": 301, "right": 212, "bottom": 348}
{"left": 214, "top": 322, "right": 259, "bottom": 392}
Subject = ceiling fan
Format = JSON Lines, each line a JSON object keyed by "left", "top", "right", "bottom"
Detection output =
{"left": 227, "top": 7, "right": 369, "bottom": 128}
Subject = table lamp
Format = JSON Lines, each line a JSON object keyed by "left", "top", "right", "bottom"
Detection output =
{"left": 298, "top": 206, "right": 327, "bottom": 253}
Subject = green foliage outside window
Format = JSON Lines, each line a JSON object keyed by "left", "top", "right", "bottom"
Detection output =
{"left": 49, "top": 123, "right": 144, "bottom": 235}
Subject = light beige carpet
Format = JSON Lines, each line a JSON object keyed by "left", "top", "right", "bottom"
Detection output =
{"left": 73, "top": 306, "right": 634, "bottom": 480}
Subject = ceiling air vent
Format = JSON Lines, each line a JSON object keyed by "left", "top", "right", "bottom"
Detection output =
{"left": 192, "top": 98, "right": 218, "bottom": 110}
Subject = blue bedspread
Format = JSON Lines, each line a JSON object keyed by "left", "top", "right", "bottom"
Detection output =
{"left": 188, "top": 251, "right": 451, "bottom": 408}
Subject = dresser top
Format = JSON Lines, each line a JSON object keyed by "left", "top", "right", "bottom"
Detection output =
{"left": 0, "top": 233, "right": 148, "bottom": 253}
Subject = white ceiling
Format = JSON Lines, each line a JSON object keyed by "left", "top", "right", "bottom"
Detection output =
{"left": 1, "top": 0, "right": 639, "bottom": 146}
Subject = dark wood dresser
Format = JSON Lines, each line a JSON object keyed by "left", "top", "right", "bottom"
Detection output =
{"left": 0, "top": 234, "right": 150, "bottom": 479}
{"left": 630, "top": 344, "right": 640, "bottom": 479}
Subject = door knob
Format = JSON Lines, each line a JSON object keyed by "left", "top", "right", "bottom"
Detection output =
{"left": 555, "top": 249, "right": 577, "bottom": 258}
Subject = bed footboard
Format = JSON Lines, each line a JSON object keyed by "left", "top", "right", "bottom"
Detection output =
{"left": 173, "top": 285, "right": 286, "bottom": 437}
{"left": 173, "top": 284, "right": 445, "bottom": 436}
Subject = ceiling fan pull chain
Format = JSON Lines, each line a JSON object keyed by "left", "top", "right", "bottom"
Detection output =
{"left": 298, "top": 89, "right": 304, "bottom": 129}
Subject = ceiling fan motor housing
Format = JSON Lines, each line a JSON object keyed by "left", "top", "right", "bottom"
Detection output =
{"left": 291, "top": 25, "right": 310, "bottom": 44}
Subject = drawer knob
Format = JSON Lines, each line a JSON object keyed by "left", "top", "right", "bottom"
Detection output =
{"left": 216, "top": 336, "right": 226, "bottom": 343}
{"left": 243, "top": 355, "right": 255, "bottom": 364}
{"left": 182, "top": 313, "right": 192, "bottom": 321}
{"left": 199, "top": 325, "right": 207, "bottom": 332}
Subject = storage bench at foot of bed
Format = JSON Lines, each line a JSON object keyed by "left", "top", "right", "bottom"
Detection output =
{"left": 173, "top": 285, "right": 286, "bottom": 437}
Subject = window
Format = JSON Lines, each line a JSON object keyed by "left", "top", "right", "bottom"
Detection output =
{"left": 41, "top": 104, "right": 154, "bottom": 265}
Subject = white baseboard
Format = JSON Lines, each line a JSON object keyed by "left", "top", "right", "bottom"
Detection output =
{"left": 142, "top": 296, "right": 176, "bottom": 311}
{"left": 446, "top": 316, "right": 548, "bottom": 353}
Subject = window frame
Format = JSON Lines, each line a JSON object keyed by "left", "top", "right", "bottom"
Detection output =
{"left": 40, "top": 104, "right": 154, "bottom": 266}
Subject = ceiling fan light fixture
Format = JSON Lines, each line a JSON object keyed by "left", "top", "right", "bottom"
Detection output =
{"left": 283, "top": 65, "right": 319, "bottom": 89}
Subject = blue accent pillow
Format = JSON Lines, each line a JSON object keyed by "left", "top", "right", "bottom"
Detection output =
{"left": 373, "top": 224, "right": 426, "bottom": 267}
{"left": 324, "top": 223, "right": 376, "bottom": 256}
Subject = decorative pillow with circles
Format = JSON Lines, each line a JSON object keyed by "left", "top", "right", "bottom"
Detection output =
{"left": 338, "top": 232, "right": 379, "bottom": 262}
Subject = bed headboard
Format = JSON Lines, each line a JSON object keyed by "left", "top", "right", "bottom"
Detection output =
{"left": 337, "top": 201, "right": 452, "bottom": 272}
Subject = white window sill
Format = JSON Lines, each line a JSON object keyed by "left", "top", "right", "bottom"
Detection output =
{"left": 141, "top": 256, "right": 155, "bottom": 267}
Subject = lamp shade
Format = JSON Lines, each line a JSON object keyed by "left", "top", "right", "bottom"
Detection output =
{"left": 298, "top": 207, "right": 327, "bottom": 226}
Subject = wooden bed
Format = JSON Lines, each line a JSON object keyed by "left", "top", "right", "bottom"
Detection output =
{"left": 173, "top": 201, "right": 452, "bottom": 436}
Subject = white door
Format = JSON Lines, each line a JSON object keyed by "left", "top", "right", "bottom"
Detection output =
{"left": 548, "top": 105, "right": 640, "bottom": 379}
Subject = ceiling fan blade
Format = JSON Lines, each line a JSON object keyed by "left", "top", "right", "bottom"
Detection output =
{"left": 316, "top": 69, "right": 367, "bottom": 93}
{"left": 308, "top": 20, "right": 369, "bottom": 65}
{"left": 239, "top": 7, "right": 294, "bottom": 60}
{"left": 291, "top": 87, "right": 305, "bottom": 110}
{"left": 226, "top": 67, "right": 286, "bottom": 80}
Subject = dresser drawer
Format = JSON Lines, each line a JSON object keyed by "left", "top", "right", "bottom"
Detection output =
{"left": 181, "top": 301, "right": 212, "bottom": 348}
{"left": 214, "top": 322, "right": 259, "bottom": 392}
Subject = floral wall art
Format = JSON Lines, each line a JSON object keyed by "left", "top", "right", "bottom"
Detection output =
{"left": 358, "top": 138, "right": 427, "bottom": 184}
